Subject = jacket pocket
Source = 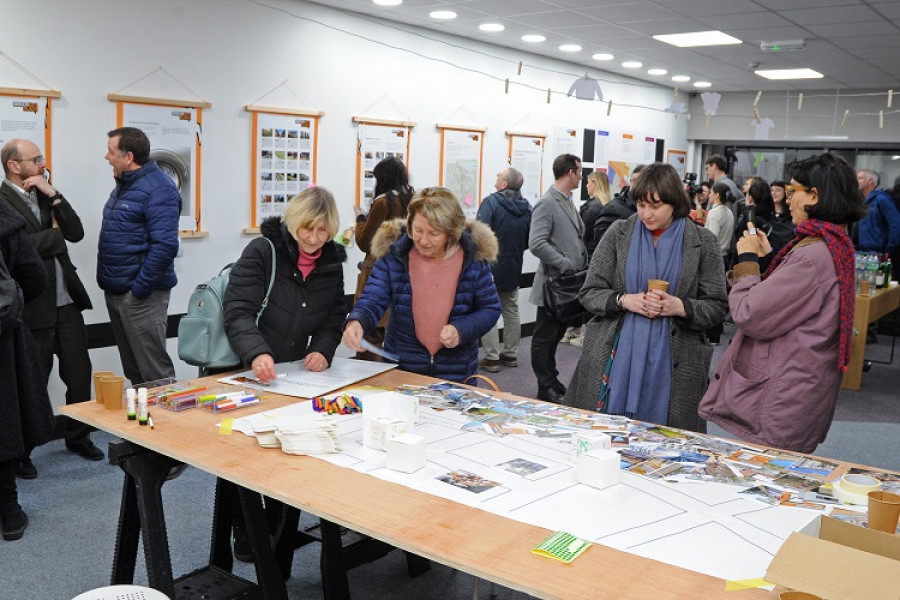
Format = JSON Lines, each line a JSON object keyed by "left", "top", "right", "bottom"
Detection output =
{"left": 716, "top": 359, "right": 770, "bottom": 436}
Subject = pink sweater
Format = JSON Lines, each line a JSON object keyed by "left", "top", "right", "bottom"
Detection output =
{"left": 408, "top": 246, "right": 463, "bottom": 355}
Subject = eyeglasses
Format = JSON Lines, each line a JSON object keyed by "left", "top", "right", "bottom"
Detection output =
{"left": 17, "top": 155, "right": 45, "bottom": 166}
{"left": 785, "top": 182, "right": 811, "bottom": 198}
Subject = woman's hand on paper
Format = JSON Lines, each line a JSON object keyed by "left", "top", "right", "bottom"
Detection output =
{"left": 304, "top": 351, "right": 329, "bottom": 372}
{"left": 251, "top": 353, "right": 277, "bottom": 383}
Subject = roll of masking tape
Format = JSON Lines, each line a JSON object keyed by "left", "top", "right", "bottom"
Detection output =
{"left": 832, "top": 474, "right": 882, "bottom": 505}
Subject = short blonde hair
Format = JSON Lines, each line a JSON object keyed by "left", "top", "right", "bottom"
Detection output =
{"left": 282, "top": 186, "right": 340, "bottom": 240}
{"left": 407, "top": 186, "right": 466, "bottom": 248}
{"left": 587, "top": 170, "right": 611, "bottom": 204}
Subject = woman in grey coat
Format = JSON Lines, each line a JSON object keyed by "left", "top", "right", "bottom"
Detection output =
{"left": 564, "top": 163, "right": 728, "bottom": 433}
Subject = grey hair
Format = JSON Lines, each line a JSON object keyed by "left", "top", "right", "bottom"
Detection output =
{"left": 501, "top": 168, "right": 524, "bottom": 191}
{"left": 858, "top": 168, "right": 880, "bottom": 186}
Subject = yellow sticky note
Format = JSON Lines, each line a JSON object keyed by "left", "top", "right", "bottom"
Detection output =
{"left": 219, "top": 417, "right": 234, "bottom": 435}
{"left": 725, "top": 578, "right": 772, "bottom": 591}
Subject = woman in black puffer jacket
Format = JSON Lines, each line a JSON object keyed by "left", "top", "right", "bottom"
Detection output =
{"left": 224, "top": 186, "right": 347, "bottom": 382}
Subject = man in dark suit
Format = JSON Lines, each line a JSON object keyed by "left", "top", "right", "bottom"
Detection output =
{"left": 1, "top": 139, "right": 102, "bottom": 479}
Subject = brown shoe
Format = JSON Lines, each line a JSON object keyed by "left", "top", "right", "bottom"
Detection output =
{"left": 499, "top": 355, "right": 518, "bottom": 367}
{"left": 478, "top": 358, "right": 500, "bottom": 373}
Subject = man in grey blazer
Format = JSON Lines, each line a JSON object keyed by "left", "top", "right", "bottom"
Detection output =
{"left": 528, "top": 154, "right": 589, "bottom": 402}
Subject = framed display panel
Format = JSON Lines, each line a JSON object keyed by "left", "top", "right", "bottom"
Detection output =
{"left": 438, "top": 126, "right": 485, "bottom": 219}
{"left": 0, "top": 93, "right": 53, "bottom": 170}
{"left": 249, "top": 109, "right": 320, "bottom": 229}
{"left": 355, "top": 120, "right": 412, "bottom": 213}
{"left": 667, "top": 149, "right": 687, "bottom": 179}
{"left": 507, "top": 133, "right": 544, "bottom": 203}
{"left": 115, "top": 101, "right": 203, "bottom": 234}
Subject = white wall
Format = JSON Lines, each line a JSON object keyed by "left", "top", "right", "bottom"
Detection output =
{"left": 1, "top": 0, "right": 687, "bottom": 400}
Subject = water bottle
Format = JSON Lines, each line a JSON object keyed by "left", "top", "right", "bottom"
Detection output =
{"left": 865, "top": 252, "right": 879, "bottom": 295}
{"left": 855, "top": 252, "right": 865, "bottom": 294}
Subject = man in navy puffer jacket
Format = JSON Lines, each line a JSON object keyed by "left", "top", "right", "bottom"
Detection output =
{"left": 97, "top": 127, "right": 181, "bottom": 385}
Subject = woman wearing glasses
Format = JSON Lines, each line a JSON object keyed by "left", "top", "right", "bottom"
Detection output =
{"left": 700, "top": 153, "right": 866, "bottom": 453}
{"left": 343, "top": 186, "right": 501, "bottom": 382}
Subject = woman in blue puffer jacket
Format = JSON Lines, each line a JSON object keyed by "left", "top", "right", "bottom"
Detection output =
{"left": 343, "top": 186, "right": 501, "bottom": 382}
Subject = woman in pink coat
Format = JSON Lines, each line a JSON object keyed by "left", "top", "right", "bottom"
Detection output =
{"left": 699, "top": 153, "right": 865, "bottom": 453}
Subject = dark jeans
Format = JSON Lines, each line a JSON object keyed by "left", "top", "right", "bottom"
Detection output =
{"left": 530, "top": 306, "right": 569, "bottom": 392}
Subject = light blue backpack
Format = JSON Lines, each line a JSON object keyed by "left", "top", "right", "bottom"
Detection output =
{"left": 177, "top": 238, "right": 275, "bottom": 368}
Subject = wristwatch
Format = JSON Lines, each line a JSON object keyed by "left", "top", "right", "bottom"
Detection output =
{"left": 48, "top": 192, "right": 63, "bottom": 206}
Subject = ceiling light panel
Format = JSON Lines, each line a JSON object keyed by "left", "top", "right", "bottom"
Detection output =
{"left": 653, "top": 30, "right": 742, "bottom": 48}
{"left": 479, "top": 23, "right": 505, "bottom": 32}
{"left": 755, "top": 68, "right": 824, "bottom": 80}
{"left": 429, "top": 10, "right": 457, "bottom": 20}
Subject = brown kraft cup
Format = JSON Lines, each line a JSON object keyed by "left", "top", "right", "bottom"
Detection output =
{"left": 647, "top": 279, "right": 669, "bottom": 293}
{"left": 93, "top": 371, "right": 116, "bottom": 404}
{"left": 867, "top": 490, "right": 900, "bottom": 534}
{"left": 100, "top": 376, "right": 125, "bottom": 410}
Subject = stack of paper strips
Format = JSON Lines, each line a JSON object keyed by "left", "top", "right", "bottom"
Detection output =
{"left": 251, "top": 421, "right": 279, "bottom": 448}
{"left": 273, "top": 414, "right": 342, "bottom": 455}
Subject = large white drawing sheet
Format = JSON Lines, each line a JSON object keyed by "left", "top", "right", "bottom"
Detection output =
{"left": 218, "top": 357, "right": 396, "bottom": 399}
{"left": 233, "top": 393, "right": 821, "bottom": 583}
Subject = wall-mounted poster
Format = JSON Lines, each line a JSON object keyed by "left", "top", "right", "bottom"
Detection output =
{"left": 117, "top": 102, "right": 202, "bottom": 232}
{"left": 508, "top": 134, "right": 544, "bottom": 203}
{"left": 251, "top": 111, "right": 318, "bottom": 226}
{"left": 0, "top": 94, "right": 51, "bottom": 168}
{"left": 356, "top": 122, "right": 411, "bottom": 212}
{"left": 667, "top": 149, "right": 687, "bottom": 179}
{"left": 439, "top": 127, "right": 484, "bottom": 218}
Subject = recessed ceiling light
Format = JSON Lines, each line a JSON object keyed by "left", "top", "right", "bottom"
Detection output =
{"left": 559, "top": 43, "right": 582, "bottom": 52}
{"left": 647, "top": 68, "right": 668, "bottom": 76}
{"left": 429, "top": 10, "right": 457, "bottom": 20}
{"left": 755, "top": 68, "right": 824, "bottom": 80}
{"left": 672, "top": 75, "right": 691, "bottom": 82}
{"left": 693, "top": 81, "right": 712, "bottom": 88}
{"left": 521, "top": 34, "right": 546, "bottom": 43}
{"left": 622, "top": 61, "right": 642, "bottom": 69}
{"left": 373, "top": 0, "right": 402, "bottom": 6}
{"left": 479, "top": 23, "right": 505, "bottom": 32}
{"left": 653, "top": 30, "right": 742, "bottom": 48}
{"left": 592, "top": 53, "right": 614, "bottom": 61}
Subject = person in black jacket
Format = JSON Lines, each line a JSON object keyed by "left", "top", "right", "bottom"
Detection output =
{"left": 224, "top": 186, "right": 347, "bottom": 383}
{"left": 0, "top": 200, "right": 53, "bottom": 541}
{"left": 592, "top": 164, "right": 643, "bottom": 246}
{"left": 580, "top": 169, "right": 612, "bottom": 256}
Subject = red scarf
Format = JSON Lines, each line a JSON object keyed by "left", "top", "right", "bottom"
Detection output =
{"left": 764, "top": 219, "right": 855, "bottom": 371}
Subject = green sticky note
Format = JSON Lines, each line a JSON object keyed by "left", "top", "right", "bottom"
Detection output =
{"left": 531, "top": 531, "right": 591, "bottom": 564}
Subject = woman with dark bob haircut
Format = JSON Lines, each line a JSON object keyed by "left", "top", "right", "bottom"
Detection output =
{"left": 565, "top": 162, "right": 728, "bottom": 432}
{"left": 700, "top": 153, "right": 866, "bottom": 453}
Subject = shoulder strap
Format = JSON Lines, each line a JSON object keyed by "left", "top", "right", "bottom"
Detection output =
{"left": 255, "top": 238, "right": 277, "bottom": 324}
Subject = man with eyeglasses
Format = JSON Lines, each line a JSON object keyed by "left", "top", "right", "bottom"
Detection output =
{"left": 0, "top": 139, "right": 101, "bottom": 479}
{"left": 855, "top": 168, "right": 900, "bottom": 259}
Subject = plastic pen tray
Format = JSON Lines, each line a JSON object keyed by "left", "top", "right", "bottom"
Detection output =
{"left": 198, "top": 387, "right": 263, "bottom": 412}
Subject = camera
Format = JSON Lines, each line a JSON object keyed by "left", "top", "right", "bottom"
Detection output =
{"left": 683, "top": 172, "right": 700, "bottom": 199}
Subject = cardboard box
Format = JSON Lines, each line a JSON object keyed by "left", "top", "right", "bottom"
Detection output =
{"left": 386, "top": 433, "right": 426, "bottom": 473}
{"left": 766, "top": 515, "right": 900, "bottom": 600}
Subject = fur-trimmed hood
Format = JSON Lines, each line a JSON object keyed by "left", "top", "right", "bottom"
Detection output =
{"left": 370, "top": 218, "right": 499, "bottom": 263}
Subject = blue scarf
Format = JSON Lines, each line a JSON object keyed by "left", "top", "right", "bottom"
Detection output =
{"left": 606, "top": 217, "right": 685, "bottom": 424}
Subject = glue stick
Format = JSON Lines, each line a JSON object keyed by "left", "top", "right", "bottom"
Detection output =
{"left": 126, "top": 388, "right": 137, "bottom": 421}
{"left": 138, "top": 387, "right": 149, "bottom": 426}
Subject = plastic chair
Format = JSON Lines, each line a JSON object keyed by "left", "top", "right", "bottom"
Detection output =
{"left": 71, "top": 585, "right": 171, "bottom": 600}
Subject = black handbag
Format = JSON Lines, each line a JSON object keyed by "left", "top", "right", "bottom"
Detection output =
{"left": 543, "top": 269, "right": 589, "bottom": 323}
